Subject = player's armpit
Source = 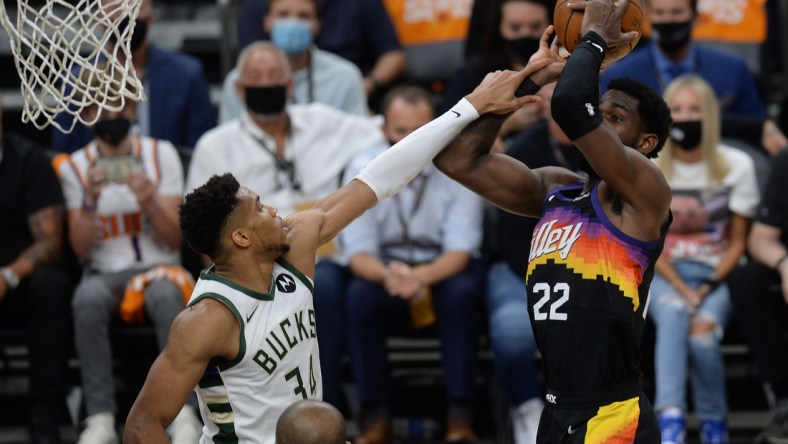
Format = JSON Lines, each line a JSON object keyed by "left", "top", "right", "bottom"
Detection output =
{"left": 125, "top": 300, "right": 238, "bottom": 443}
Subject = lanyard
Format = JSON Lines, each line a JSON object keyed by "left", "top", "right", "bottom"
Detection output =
{"left": 306, "top": 57, "right": 314, "bottom": 103}
{"left": 391, "top": 174, "right": 430, "bottom": 263}
{"left": 241, "top": 121, "right": 301, "bottom": 192}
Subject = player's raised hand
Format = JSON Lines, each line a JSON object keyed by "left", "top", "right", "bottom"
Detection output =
{"left": 526, "top": 25, "right": 566, "bottom": 87}
{"left": 465, "top": 58, "right": 552, "bottom": 115}
{"left": 569, "top": 0, "right": 638, "bottom": 48}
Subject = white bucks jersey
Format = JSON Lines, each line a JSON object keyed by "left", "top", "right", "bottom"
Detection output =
{"left": 189, "top": 260, "right": 321, "bottom": 444}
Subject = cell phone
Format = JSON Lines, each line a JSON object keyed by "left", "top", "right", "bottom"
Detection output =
{"left": 96, "top": 156, "right": 143, "bottom": 182}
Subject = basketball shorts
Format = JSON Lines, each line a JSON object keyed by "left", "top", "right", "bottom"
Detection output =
{"left": 536, "top": 382, "right": 660, "bottom": 443}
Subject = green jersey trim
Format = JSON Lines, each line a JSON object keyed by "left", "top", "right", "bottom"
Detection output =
{"left": 199, "top": 269, "right": 275, "bottom": 301}
{"left": 275, "top": 258, "right": 314, "bottom": 293}
{"left": 212, "top": 422, "right": 239, "bottom": 444}
{"left": 188, "top": 293, "right": 247, "bottom": 370}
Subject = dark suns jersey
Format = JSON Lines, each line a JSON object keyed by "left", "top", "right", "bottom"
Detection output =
{"left": 525, "top": 182, "right": 668, "bottom": 400}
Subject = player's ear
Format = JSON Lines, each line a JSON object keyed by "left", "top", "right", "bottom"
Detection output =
{"left": 231, "top": 228, "right": 252, "bottom": 249}
{"left": 637, "top": 132, "right": 658, "bottom": 156}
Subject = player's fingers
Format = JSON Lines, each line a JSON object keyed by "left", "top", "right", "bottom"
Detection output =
{"left": 611, "top": 31, "right": 639, "bottom": 46}
{"left": 520, "top": 58, "right": 552, "bottom": 79}
{"left": 549, "top": 37, "right": 567, "bottom": 61}
{"left": 540, "top": 25, "right": 555, "bottom": 50}
{"left": 549, "top": 35, "right": 560, "bottom": 52}
{"left": 615, "top": 0, "right": 631, "bottom": 15}
{"left": 478, "top": 71, "right": 495, "bottom": 87}
{"left": 566, "top": 1, "right": 588, "bottom": 10}
{"left": 622, "top": 30, "right": 639, "bottom": 41}
{"left": 513, "top": 95, "right": 543, "bottom": 109}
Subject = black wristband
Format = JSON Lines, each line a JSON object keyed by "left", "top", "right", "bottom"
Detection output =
{"left": 701, "top": 277, "right": 720, "bottom": 292}
{"left": 515, "top": 78, "right": 541, "bottom": 98}
{"left": 579, "top": 31, "right": 608, "bottom": 58}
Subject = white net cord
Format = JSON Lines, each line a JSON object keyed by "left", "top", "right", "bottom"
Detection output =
{"left": 0, "top": 0, "right": 147, "bottom": 133}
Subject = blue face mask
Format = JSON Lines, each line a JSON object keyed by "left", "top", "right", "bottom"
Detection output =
{"left": 271, "top": 18, "right": 313, "bottom": 55}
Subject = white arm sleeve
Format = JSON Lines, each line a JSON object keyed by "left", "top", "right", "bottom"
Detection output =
{"left": 355, "top": 98, "right": 480, "bottom": 201}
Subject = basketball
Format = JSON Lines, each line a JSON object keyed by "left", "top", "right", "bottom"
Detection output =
{"left": 553, "top": 0, "right": 644, "bottom": 62}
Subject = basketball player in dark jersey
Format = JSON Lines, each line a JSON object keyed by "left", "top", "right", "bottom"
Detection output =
{"left": 434, "top": 0, "right": 673, "bottom": 442}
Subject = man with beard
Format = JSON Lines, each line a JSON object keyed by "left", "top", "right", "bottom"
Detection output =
{"left": 124, "top": 53, "right": 559, "bottom": 443}
{"left": 434, "top": 1, "right": 673, "bottom": 440}
{"left": 52, "top": 0, "right": 215, "bottom": 153}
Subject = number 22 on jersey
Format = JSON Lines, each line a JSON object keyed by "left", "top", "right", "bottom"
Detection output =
{"left": 532, "top": 282, "right": 570, "bottom": 321}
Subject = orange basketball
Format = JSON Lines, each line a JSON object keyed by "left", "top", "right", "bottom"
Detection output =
{"left": 553, "top": 0, "right": 644, "bottom": 62}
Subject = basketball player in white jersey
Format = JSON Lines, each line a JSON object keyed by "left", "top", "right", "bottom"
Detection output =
{"left": 124, "top": 47, "right": 563, "bottom": 444}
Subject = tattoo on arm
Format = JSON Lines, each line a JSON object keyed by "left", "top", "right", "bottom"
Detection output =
{"left": 20, "top": 205, "right": 64, "bottom": 269}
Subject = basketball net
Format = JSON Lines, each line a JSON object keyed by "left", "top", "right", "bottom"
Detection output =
{"left": 0, "top": 0, "right": 147, "bottom": 133}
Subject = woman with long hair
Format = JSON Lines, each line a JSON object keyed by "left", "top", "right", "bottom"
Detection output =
{"left": 650, "top": 74, "right": 760, "bottom": 444}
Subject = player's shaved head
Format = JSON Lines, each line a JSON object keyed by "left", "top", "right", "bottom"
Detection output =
{"left": 275, "top": 400, "right": 346, "bottom": 444}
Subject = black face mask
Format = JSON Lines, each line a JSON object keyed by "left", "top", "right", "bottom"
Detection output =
{"left": 109, "top": 18, "right": 149, "bottom": 53}
{"left": 670, "top": 120, "right": 702, "bottom": 151}
{"left": 505, "top": 36, "right": 541, "bottom": 63}
{"left": 652, "top": 20, "right": 693, "bottom": 54}
{"left": 245, "top": 86, "right": 288, "bottom": 116}
{"left": 93, "top": 117, "right": 131, "bottom": 146}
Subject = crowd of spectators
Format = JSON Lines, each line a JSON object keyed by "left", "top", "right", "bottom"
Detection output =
{"left": 1, "top": 0, "right": 787, "bottom": 443}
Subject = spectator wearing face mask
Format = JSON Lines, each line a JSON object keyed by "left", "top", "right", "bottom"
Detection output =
{"left": 236, "top": 0, "right": 406, "bottom": 101}
{"left": 649, "top": 75, "right": 760, "bottom": 444}
{"left": 186, "top": 42, "right": 384, "bottom": 412}
{"left": 600, "top": 0, "right": 788, "bottom": 156}
{"left": 52, "top": 0, "right": 215, "bottom": 153}
{"left": 219, "top": 0, "right": 369, "bottom": 124}
{"left": 56, "top": 67, "right": 200, "bottom": 444}
{"left": 440, "top": 0, "right": 552, "bottom": 142}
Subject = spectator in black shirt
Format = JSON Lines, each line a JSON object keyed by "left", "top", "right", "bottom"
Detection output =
{"left": 0, "top": 103, "right": 75, "bottom": 444}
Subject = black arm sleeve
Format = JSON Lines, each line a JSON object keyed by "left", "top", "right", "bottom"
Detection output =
{"left": 551, "top": 32, "right": 607, "bottom": 141}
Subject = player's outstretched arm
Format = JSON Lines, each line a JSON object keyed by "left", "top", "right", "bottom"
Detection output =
{"left": 551, "top": 0, "right": 670, "bottom": 237}
{"left": 124, "top": 300, "right": 238, "bottom": 443}
{"left": 434, "top": 27, "right": 580, "bottom": 217}
{"left": 282, "top": 64, "right": 554, "bottom": 274}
